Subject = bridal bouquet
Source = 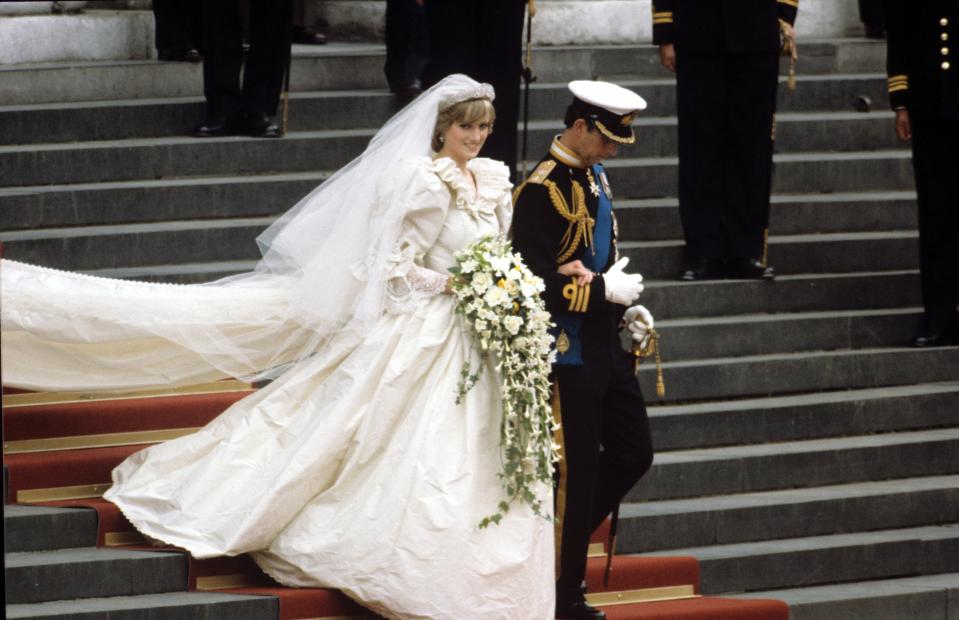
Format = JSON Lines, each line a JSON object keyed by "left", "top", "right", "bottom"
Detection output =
{"left": 448, "top": 234, "right": 560, "bottom": 528}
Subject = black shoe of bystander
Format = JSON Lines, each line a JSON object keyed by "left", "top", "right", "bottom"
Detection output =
{"left": 726, "top": 257, "right": 776, "bottom": 281}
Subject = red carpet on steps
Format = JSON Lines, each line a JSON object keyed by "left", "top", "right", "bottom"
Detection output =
{"left": 3, "top": 391, "right": 250, "bottom": 440}
{"left": 4, "top": 388, "right": 790, "bottom": 619}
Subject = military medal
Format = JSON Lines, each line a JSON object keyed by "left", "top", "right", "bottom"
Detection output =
{"left": 598, "top": 170, "right": 613, "bottom": 200}
{"left": 556, "top": 329, "right": 571, "bottom": 354}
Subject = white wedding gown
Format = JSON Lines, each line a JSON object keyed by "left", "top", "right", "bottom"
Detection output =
{"left": 1, "top": 156, "right": 555, "bottom": 619}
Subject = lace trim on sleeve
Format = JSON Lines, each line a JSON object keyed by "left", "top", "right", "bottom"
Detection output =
{"left": 384, "top": 243, "right": 449, "bottom": 314}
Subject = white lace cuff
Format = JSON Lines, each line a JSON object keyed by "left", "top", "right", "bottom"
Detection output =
{"left": 386, "top": 264, "right": 449, "bottom": 313}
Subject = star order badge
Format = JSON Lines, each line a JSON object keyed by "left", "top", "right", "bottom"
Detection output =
{"left": 585, "top": 169, "right": 600, "bottom": 197}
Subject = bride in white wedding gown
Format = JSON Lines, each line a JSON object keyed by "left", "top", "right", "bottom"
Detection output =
{"left": 1, "top": 75, "right": 554, "bottom": 619}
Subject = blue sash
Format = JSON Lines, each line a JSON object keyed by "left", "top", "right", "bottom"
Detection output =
{"left": 582, "top": 164, "right": 612, "bottom": 273}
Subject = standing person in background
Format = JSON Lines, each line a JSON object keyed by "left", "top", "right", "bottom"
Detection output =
{"left": 384, "top": 0, "right": 429, "bottom": 102}
{"left": 512, "top": 81, "right": 655, "bottom": 620}
{"left": 885, "top": 0, "right": 959, "bottom": 346}
{"left": 653, "top": 0, "right": 799, "bottom": 281}
{"left": 193, "top": 0, "right": 294, "bottom": 139}
{"left": 422, "top": 0, "right": 526, "bottom": 179}
{"left": 152, "top": 0, "right": 201, "bottom": 62}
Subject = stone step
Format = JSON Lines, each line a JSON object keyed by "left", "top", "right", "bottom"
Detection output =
{"left": 616, "top": 191, "right": 917, "bottom": 242}
{"left": 631, "top": 427, "right": 959, "bottom": 502}
{"left": 641, "top": 524, "right": 959, "bottom": 595}
{"left": 5, "top": 547, "right": 187, "bottom": 604}
{"left": 649, "top": 382, "right": 959, "bottom": 451}
{"left": 622, "top": 230, "right": 918, "bottom": 280}
{"left": 5, "top": 592, "right": 275, "bottom": 620}
{"left": 637, "top": 346, "right": 959, "bottom": 404}
{"left": 656, "top": 307, "right": 923, "bottom": 360}
{"left": 0, "top": 217, "right": 919, "bottom": 278}
{"left": 739, "top": 573, "right": 959, "bottom": 620}
{"left": 4, "top": 505, "right": 97, "bottom": 553}
{"left": 0, "top": 76, "right": 894, "bottom": 146}
{"left": 0, "top": 127, "right": 911, "bottom": 191}
{"left": 0, "top": 39, "right": 885, "bottom": 106}
{"left": 618, "top": 475, "right": 959, "bottom": 552}
{"left": 644, "top": 270, "right": 921, "bottom": 320}
{"left": 0, "top": 173, "right": 324, "bottom": 233}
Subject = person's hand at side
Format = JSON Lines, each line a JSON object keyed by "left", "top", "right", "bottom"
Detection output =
{"left": 623, "top": 304, "right": 654, "bottom": 348}
{"left": 604, "top": 257, "right": 644, "bottom": 306}
{"left": 894, "top": 108, "right": 912, "bottom": 142}
{"left": 659, "top": 43, "right": 676, "bottom": 72}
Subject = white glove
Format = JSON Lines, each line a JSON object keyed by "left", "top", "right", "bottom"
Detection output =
{"left": 623, "top": 304, "right": 654, "bottom": 347}
{"left": 603, "top": 257, "right": 644, "bottom": 306}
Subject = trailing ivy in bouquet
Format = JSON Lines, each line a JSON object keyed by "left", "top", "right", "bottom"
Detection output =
{"left": 448, "top": 234, "right": 560, "bottom": 528}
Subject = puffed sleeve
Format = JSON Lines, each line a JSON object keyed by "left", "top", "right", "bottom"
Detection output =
{"left": 469, "top": 157, "right": 514, "bottom": 234}
{"left": 379, "top": 158, "right": 453, "bottom": 313}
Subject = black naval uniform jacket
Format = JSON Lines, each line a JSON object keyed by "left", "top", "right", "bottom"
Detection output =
{"left": 511, "top": 138, "right": 653, "bottom": 594}
{"left": 885, "top": 0, "right": 959, "bottom": 331}
{"left": 651, "top": 0, "right": 799, "bottom": 263}
{"left": 651, "top": 0, "right": 799, "bottom": 53}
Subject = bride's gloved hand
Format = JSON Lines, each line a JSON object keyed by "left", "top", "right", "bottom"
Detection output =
{"left": 623, "top": 304, "right": 654, "bottom": 348}
{"left": 603, "top": 257, "right": 644, "bottom": 306}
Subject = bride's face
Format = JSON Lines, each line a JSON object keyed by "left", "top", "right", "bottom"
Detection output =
{"left": 440, "top": 119, "right": 492, "bottom": 165}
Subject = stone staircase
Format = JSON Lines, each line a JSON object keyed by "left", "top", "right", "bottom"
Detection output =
{"left": 3, "top": 35, "right": 959, "bottom": 619}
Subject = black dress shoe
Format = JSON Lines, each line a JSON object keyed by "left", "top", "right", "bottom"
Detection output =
{"left": 192, "top": 116, "right": 242, "bottom": 137}
{"left": 293, "top": 25, "right": 328, "bottom": 45}
{"left": 158, "top": 48, "right": 202, "bottom": 62}
{"left": 680, "top": 258, "right": 725, "bottom": 281}
{"left": 245, "top": 113, "right": 283, "bottom": 138}
{"left": 555, "top": 600, "right": 606, "bottom": 620}
{"left": 726, "top": 257, "right": 776, "bottom": 281}
{"left": 911, "top": 329, "right": 958, "bottom": 348}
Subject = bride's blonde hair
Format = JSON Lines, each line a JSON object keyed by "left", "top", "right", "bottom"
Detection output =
{"left": 432, "top": 98, "right": 496, "bottom": 152}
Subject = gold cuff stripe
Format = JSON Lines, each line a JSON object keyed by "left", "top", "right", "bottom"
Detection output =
{"left": 778, "top": 0, "right": 799, "bottom": 7}
{"left": 653, "top": 17, "right": 674, "bottom": 24}
{"left": 563, "top": 282, "right": 591, "bottom": 313}
{"left": 888, "top": 84, "right": 909, "bottom": 93}
{"left": 594, "top": 120, "right": 636, "bottom": 145}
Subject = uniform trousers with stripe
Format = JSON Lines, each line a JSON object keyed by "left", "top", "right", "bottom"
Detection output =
{"left": 552, "top": 329, "right": 653, "bottom": 599}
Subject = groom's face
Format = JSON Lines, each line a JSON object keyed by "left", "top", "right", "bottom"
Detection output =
{"left": 574, "top": 120, "right": 619, "bottom": 166}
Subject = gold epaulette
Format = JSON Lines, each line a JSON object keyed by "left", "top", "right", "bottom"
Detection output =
{"left": 512, "top": 160, "right": 556, "bottom": 203}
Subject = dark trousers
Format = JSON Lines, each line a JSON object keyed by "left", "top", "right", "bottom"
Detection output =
{"left": 911, "top": 117, "right": 959, "bottom": 331}
{"left": 858, "top": 0, "right": 885, "bottom": 26}
{"left": 199, "top": 0, "right": 293, "bottom": 120}
{"left": 675, "top": 51, "right": 779, "bottom": 262}
{"left": 152, "top": 0, "right": 201, "bottom": 54}
{"left": 384, "top": 0, "right": 428, "bottom": 92}
{"left": 423, "top": 0, "right": 525, "bottom": 179}
{"left": 553, "top": 350, "right": 653, "bottom": 599}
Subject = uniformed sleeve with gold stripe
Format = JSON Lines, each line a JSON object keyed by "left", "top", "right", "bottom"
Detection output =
{"left": 651, "top": 1, "right": 674, "bottom": 46}
{"left": 884, "top": 0, "right": 910, "bottom": 110}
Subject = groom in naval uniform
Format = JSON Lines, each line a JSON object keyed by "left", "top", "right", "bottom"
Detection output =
{"left": 511, "top": 81, "right": 655, "bottom": 620}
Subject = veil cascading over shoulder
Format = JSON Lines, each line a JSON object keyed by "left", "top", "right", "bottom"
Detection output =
{"left": 0, "top": 74, "right": 495, "bottom": 391}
